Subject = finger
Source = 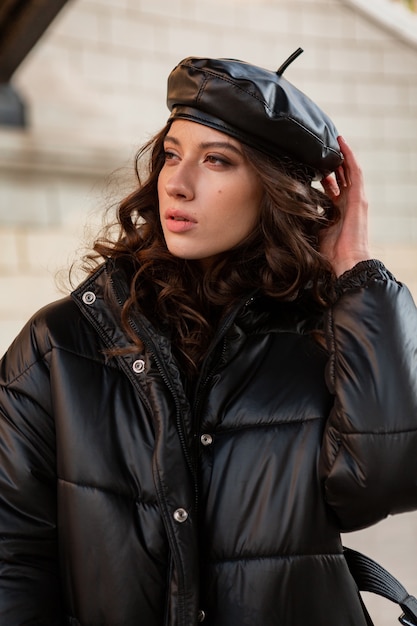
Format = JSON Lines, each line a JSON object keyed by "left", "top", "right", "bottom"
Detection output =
{"left": 337, "top": 135, "right": 354, "bottom": 159}
{"left": 338, "top": 136, "right": 362, "bottom": 182}
{"left": 321, "top": 174, "right": 340, "bottom": 198}
{"left": 335, "top": 165, "right": 348, "bottom": 189}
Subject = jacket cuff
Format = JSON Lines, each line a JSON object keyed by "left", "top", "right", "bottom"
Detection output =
{"left": 333, "top": 259, "right": 396, "bottom": 297}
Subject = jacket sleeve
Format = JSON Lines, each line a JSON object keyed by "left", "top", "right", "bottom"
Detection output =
{"left": 0, "top": 317, "right": 63, "bottom": 624}
{"left": 320, "top": 260, "right": 417, "bottom": 532}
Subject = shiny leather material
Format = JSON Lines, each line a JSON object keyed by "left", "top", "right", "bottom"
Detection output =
{"left": 1, "top": 260, "right": 417, "bottom": 625}
{"left": 167, "top": 55, "right": 343, "bottom": 178}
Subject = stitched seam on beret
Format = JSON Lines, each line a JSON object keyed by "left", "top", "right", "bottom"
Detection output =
{"left": 284, "top": 116, "right": 341, "bottom": 156}
{"left": 180, "top": 62, "right": 272, "bottom": 110}
{"left": 195, "top": 75, "right": 209, "bottom": 104}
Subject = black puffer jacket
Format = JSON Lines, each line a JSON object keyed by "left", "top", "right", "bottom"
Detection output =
{"left": 1, "top": 259, "right": 417, "bottom": 626}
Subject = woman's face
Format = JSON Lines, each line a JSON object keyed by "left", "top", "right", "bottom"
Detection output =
{"left": 157, "top": 120, "right": 263, "bottom": 268}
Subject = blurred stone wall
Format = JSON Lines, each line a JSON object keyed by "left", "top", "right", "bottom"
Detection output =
{"left": 0, "top": 1, "right": 417, "bottom": 622}
{"left": 1, "top": 0, "right": 417, "bottom": 353}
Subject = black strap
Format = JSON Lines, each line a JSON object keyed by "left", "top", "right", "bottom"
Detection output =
{"left": 344, "top": 547, "right": 417, "bottom": 626}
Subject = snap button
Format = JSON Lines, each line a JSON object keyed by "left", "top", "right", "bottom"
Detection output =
{"left": 132, "top": 359, "right": 145, "bottom": 374}
{"left": 200, "top": 433, "right": 213, "bottom": 446}
{"left": 173, "top": 508, "right": 188, "bottom": 523}
{"left": 198, "top": 609, "right": 206, "bottom": 622}
{"left": 82, "top": 291, "right": 96, "bottom": 305}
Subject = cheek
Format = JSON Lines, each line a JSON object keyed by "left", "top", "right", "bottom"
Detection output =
{"left": 241, "top": 188, "right": 262, "bottom": 223}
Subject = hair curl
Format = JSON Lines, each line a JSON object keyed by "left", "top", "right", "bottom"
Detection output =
{"left": 88, "top": 122, "right": 339, "bottom": 374}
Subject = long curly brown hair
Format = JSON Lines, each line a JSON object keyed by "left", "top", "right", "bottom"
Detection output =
{"left": 89, "top": 122, "right": 339, "bottom": 374}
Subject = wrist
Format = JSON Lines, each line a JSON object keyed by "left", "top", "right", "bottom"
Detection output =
{"left": 331, "top": 253, "right": 371, "bottom": 278}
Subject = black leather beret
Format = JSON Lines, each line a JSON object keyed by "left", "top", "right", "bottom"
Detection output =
{"left": 166, "top": 50, "right": 343, "bottom": 179}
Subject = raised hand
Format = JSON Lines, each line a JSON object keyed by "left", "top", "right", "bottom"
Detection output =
{"left": 320, "top": 136, "right": 370, "bottom": 277}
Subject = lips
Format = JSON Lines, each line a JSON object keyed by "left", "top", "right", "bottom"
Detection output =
{"left": 164, "top": 209, "right": 197, "bottom": 233}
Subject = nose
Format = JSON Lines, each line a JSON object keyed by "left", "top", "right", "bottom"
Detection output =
{"left": 164, "top": 163, "right": 195, "bottom": 201}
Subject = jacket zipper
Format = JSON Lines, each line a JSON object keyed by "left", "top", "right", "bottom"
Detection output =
{"left": 109, "top": 276, "right": 195, "bottom": 625}
{"left": 125, "top": 316, "right": 197, "bottom": 626}
{"left": 129, "top": 316, "right": 195, "bottom": 474}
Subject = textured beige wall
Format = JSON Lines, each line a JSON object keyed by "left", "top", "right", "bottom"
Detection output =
{"left": 1, "top": 0, "right": 417, "bottom": 352}
{"left": 1, "top": 2, "right": 417, "bottom": 621}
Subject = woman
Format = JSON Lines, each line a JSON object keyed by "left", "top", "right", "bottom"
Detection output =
{"left": 1, "top": 52, "right": 417, "bottom": 626}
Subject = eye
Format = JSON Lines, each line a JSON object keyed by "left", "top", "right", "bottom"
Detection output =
{"left": 163, "top": 150, "right": 179, "bottom": 162}
{"left": 205, "top": 154, "right": 231, "bottom": 166}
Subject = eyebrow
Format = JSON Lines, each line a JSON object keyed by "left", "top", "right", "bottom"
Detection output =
{"left": 163, "top": 134, "right": 243, "bottom": 157}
